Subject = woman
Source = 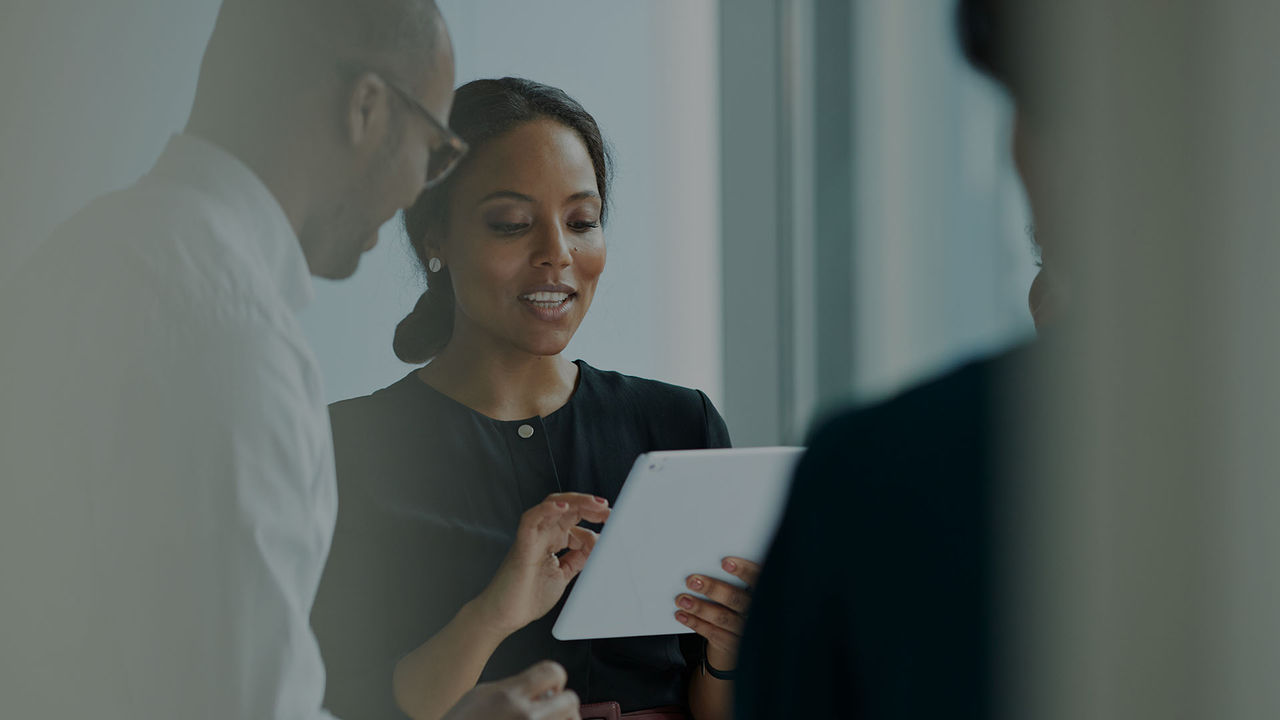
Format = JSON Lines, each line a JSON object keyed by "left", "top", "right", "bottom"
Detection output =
{"left": 311, "top": 78, "right": 754, "bottom": 720}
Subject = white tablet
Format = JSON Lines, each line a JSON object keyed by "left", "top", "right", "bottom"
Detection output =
{"left": 551, "top": 446, "right": 804, "bottom": 641}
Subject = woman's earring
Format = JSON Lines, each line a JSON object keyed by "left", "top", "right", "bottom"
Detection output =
{"left": 428, "top": 257, "right": 443, "bottom": 273}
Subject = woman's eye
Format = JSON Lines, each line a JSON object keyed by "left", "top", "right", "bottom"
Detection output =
{"left": 568, "top": 220, "right": 601, "bottom": 232}
{"left": 489, "top": 222, "right": 530, "bottom": 234}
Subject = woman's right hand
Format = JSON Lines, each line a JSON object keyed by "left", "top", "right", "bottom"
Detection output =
{"left": 394, "top": 494, "right": 609, "bottom": 719}
{"left": 472, "top": 492, "right": 611, "bottom": 637}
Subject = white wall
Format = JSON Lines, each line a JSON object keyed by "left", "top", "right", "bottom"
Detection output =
{"left": 0, "top": 1, "right": 219, "bottom": 277}
{"left": 850, "top": 0, "right": 1036, "bottom": 402}
{"left": 299, "top": 0, "right": 723, "bottom": 405}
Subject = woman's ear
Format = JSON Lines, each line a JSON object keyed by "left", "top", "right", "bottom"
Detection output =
{"left": 346, "top": 71, "right": 391, "bottom": 150}
{"left": 425, "top": 240, "right": 449, "bottom": 268}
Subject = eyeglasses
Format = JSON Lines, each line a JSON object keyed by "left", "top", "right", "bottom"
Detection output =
{"left": 336, "top": 62, "right": 469, "bottom": 189}
{"left": 343, "top": 68, "right": 468, "bottom": 189}
{"left": 379, "top": 74, "right": 469, "bottom": 189}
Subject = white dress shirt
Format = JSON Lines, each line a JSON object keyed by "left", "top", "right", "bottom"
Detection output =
{"left": 0, "top": 134, "right": 339, "bottom": 719}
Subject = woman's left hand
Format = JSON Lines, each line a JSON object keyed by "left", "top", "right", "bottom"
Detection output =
{"left": 673, "top": 556, "right": 760, "bottom": 673}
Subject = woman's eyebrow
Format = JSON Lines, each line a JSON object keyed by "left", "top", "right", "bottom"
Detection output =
{"left": 478, "top": 190, "right": 601, "bottom": 204}
{"left": 478, "top": 190, "right": 536, "bottom": 204}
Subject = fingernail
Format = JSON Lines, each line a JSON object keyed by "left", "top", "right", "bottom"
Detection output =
{"left": 723, "top": 559, "right": 737, "bottom": 572}
{"left": 678, "top": 596, "right": 694, "bottom": 609}
{"left": 594, "top": 496, "right": 608, "bottom": 503}
{"left": 555, "top": 501, "right": 568, "bottom": 509}
{"left": 688, "top": 576, "right": 704, "bottom": 591}
{"left": 675, "top": 612, "right": 689, "bottom": 624}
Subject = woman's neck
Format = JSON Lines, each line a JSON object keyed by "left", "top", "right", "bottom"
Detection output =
{"left": 417, "top": 327, "right": 579, "bottom": 422}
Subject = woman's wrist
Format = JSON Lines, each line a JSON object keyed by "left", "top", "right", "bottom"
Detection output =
{"left": 461, "top": 592, "right": 520, "bottom": 646}
{"left": 703, "top": 644, "right": 738, "bottom": 677}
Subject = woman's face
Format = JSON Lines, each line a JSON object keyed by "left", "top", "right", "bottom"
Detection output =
{"left": 436, "top": 118, "right": 606, "bottom": 357}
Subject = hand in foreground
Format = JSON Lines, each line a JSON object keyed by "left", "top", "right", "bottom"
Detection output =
{"left": 441, "top": 661, "right": 580, "bottom": 720}
{"left": 475, "top": 492, "right": 611, "bottom": 637}
{"left": 674, "top": 556, "right": 761, "bottom": 674}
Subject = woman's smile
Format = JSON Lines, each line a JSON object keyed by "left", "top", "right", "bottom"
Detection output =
{"left": 518, "top": 284, "right": 578, "bottom": 322}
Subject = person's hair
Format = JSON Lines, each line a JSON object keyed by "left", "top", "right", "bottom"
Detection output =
{"left": 956, "top": 0, "right": 1027, "bottom": 103}
{"left": 392, "top": 77, "right": 614, "bottom": 364}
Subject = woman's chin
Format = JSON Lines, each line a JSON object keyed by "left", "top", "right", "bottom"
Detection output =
{"left": 515, "top": 335, "right": 574, "bottom": 359}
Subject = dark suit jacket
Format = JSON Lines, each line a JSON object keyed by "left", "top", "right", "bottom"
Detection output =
{"left": 735, "top": 348, "right": 1025, "bottom": 719}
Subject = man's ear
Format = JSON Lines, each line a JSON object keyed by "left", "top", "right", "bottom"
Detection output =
{"left": 346, "top": 71, "right": 390, "bottom": 148}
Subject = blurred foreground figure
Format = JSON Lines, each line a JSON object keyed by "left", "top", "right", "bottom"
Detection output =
{"left": 735, "top": 0, "right": 1050, "bottom": 717}
{"left": 0, "top": 1, "right": 578, "bottom": 718}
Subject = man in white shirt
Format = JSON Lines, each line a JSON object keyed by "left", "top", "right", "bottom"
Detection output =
{"left": 0, "top": 1, "right": 581, "bottom": 718}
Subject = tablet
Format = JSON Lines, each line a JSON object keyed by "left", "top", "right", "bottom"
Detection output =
{"left": 551, "top": 446, "right": 804, "bottom": 641}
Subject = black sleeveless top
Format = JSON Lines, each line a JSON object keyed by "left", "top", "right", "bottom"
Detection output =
{"left": 312, "top": 361, "right": 731, "bottom": 718}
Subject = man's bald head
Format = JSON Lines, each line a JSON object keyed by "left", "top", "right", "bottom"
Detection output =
{"left": 186, "top": 0, "right": 457, "bottom": 280}
{"left": 192, "top": 0, "right": 450, "bottom": 123}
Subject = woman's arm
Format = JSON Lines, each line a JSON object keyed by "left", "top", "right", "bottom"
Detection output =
{"left": 392, "top": 596, "right": 512, "bottom": 720}
{"left": 392, "top": 493, "right": 609, "bottom": 720}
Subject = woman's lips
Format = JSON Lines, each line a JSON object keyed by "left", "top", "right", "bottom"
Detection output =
{"left": 518, "top": 291, "right": 577, "bottom": 322}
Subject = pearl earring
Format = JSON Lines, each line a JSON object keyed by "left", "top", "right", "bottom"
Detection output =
{"left": 428, "top": 257, "right": 442, "bottom": 273}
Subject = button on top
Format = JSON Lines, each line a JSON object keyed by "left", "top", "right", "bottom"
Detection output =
{"left": 517, "top": 424, "right": 535, "bottom": 439}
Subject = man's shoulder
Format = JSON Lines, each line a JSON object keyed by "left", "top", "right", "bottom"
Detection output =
{"left": 810, "top": 353, "right": 1001, "bottom": 447}
{"left": 21, "top": 181, "right": 306, "bottom": 350}
{"left": 797, "top": 346, "right": 1026, "bottom": 500}
{"left": 50, "top": 180, "right": 226, "bottom": 255}
{"left": 36, "top": 180, "right": 280, "bottom": 314}
{"left": 2, "top": 182, "right": 318, "bottom": 402}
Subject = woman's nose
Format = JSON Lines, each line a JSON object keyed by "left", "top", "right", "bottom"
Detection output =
{"left": 531, "top": 221, "right": 573, "bottom": 268}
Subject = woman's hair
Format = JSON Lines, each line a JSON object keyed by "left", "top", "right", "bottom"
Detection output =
{"left": 392, "top": 77, "right": 613, "bottom": 364}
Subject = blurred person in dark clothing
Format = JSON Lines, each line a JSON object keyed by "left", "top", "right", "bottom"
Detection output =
{"left": 734, "top": 0, "right": 1062, "bottom": 717}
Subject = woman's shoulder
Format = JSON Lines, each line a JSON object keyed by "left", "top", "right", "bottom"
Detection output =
{"left": 576, "top": 361, "right": 730, "bottom": 447}
{"left": 326, "top": 371, "right": 464, "bottom": 458}
{"left": 329, "top": 372, "right": 422, "bottom": 425}
{"left": 577, "top": 361, "right": 712, "bottom": 410}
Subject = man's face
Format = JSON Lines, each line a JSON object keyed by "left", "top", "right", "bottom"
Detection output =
{"left": 304, "top": 39, "right": 457, "bottom": 280}
{"left": 1013, "top": 109, "right": 1067, "bottom": 330}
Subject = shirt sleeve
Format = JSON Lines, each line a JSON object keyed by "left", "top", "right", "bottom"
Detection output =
{"left": 125, "top": 312, "right": 338, "bottom": 719}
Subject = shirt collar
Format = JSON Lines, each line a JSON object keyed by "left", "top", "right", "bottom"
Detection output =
{"left": 147, "top": 133, "right": 314, "bottom": 314}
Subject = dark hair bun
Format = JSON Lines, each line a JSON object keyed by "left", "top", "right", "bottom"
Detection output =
{"left": 392, "top": 277, "right": 455, "bottom": 364}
